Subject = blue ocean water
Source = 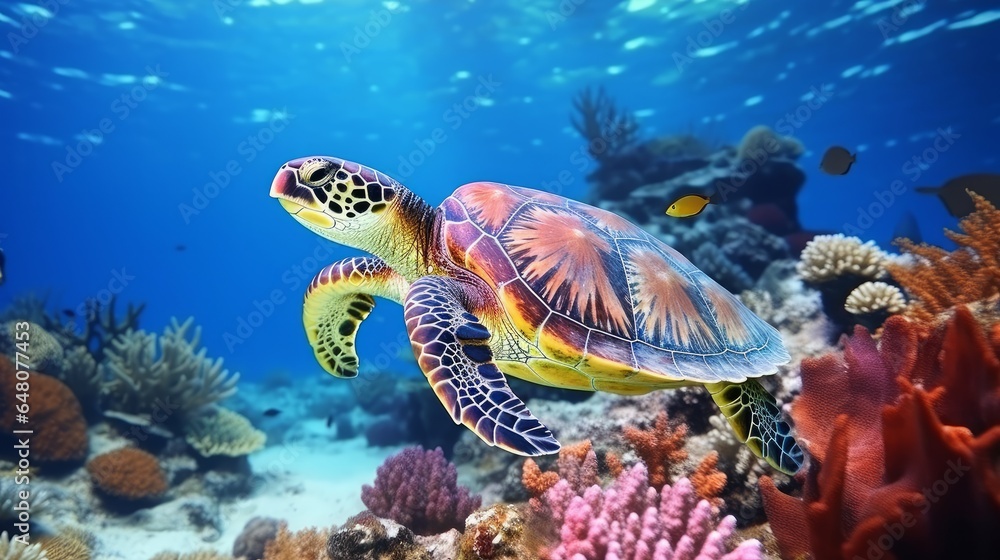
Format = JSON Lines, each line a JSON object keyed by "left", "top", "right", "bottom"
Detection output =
{"left": 1, "top": 0, "right": 997, "bottom": 382}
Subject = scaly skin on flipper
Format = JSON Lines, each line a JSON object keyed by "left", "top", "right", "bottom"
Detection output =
{"left": 403, "top": 275, "right": 560, "bottom": 456}
{"left": 304, "top": 257, "right": 409, "bottom": 378}
{"left": 706, "top": 380, "right": 804, "bottom": 474}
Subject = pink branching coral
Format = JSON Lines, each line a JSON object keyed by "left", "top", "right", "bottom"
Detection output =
{"left": 361, "top": 445, "right": 481, "bottom": 536}
{"left": 539, "top": 462, "right": 762, "bottom": 560}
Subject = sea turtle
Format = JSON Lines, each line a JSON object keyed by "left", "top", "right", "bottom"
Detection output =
{"left": 269, "top": 156, "right": 804, "bottom": 474}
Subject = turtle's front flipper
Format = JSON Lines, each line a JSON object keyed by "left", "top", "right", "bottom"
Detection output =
{"left": 404, "top": 276, "right": 560, "bottom": 456}
{"left": 706, "top": 380, "right": 804, "bottom": 474}
{"left": 304, "top": 257, "right": 408, "bottom": 378}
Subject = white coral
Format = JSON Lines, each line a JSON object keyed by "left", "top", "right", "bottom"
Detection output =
{"left": 0, "top": 532, "right": 47, "bottom": 560}
{"left": 797, "top": 234, "right": 888, "bottom": 283}
{"left": 845, "top": 281, "right": 907, "bottom": 316}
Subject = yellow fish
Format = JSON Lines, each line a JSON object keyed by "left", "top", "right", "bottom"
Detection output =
{"left": 665, "top": 194, "right": 713, "bottom": 218}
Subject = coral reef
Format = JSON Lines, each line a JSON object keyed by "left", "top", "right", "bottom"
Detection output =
{"left": 37, "top": 527, "right": 94, "bottom": 560}
{"left": 361, "top": 446, "right": 481, "bottom": 536}
{"left": 623, "top": 412, "right": 689, "bottom": 490}
{"left": 86, "top": 447, "right": 167, "bottom": 500}
{"left": 232, "top": 516, "right": 280, "bottom": 560}
{"left": 736, "top": 125, "right": 804, "bottom": 165}
{"left": 689, "top": 451, "right": 727, "bottom": 506}
{"left": 326, "top": 511, "right": 430, "bottom": 560}
{"left": 101, "top": 317, "right": 239, "bottom": 427}
{"left": 0, "top": 356, "right": 88, "bottom": 464}
{"left": 183, "top": 406, "right": 266, "bottom": 457}
{"left": 797, "top": 234, "right": 893, "bottom": 329}
{"left": 760, "top": 306, "right": 1000, "bottom": 559}
{"left": 844, "top": 281, "right": 907, "bottom": 330}
{"left": 0, "top": 322, "right": 62, "bottom": 375}
{"left": 150, "top": 552, "right": 235, "bottom": 560}
{"left": 570, "top": 86, "right": 640, "bottom": 167}
{"left": 0, "top": 531, "right": 47, "bottom": 560}
{"left": 537, "top": 463, "right": 762, "bottom": 559}
{"left": 458, "top": 504, "right": 531, "bottom": 560}
{"left": 262, "top": 523, "right": 329, "bottom": 560}
{"left": 887, "top": 191, "right": 1000, "bottom": 322}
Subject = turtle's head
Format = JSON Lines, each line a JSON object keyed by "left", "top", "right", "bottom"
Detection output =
{"left": 270, "top": 156, "right": 437, "bottom": 278}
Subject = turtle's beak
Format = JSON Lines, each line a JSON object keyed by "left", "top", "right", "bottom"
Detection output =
{"left": 271, "top": 162, "right": 338, "bottom": 229}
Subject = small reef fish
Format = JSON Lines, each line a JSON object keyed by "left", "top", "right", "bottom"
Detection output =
{"left": 262, "top": 408, "right": 282, "bottom": 417}
{"left": 62, "top": 309, "right": 76, "bottom": 318}
{"left": 915, "top": 173, "right": 1000, "bottom": 218}
{"left": 665, "top": 194, "right": 713, "bottom": 218}
{"left": 820, "top": 146, "right": 856, "bottom": 175}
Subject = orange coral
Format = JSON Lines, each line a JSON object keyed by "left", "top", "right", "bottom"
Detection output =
{"left": 87, "top": 447, "right": 167, "bottom": 500}
{"left": 888, "top": 191, "right": 1000, "bottom": 321}
{"left": 262, "top": 523, "right": 329, "bottom": 560}
{"left": 623, "top": 412, "right": 688, "bottom": 489}
{"left": 522, "top": 459, "right": 559, "bottom": 499}
{"left": 0, "top": 355, "right": 88, "bottom": 463}
{"left": 603, "top": 451, "right": 624, "bottom": 479}
{"left": 689, "top": 451, "right": 726, "bottom": 506}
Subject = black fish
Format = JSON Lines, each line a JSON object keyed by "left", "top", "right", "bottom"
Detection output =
{"left": 0, "top": 248, "right": 5, "bottom": 285}
{"left": 175, "top": 244, "right": 186, "bottom": 252}
{"left": 820, "top": 146, "right": 856, "bottom": 175}
{"left": 326, "top": 415, "right": 334, "bottom": 428}
{"left": 262, "top": 408, "right": 281, "bottom": 417}
{"left": 916, "top": 173, "right": 1000, "bottom": 218}
{"left": 62, "top": 309, "right": 76, "bottom": 318}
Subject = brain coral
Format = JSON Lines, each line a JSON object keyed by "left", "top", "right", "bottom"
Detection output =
{"left": 0, "top": 355, "right": 88, "bottom": 463}
{"left": 86, "top": 448, "right": 167, "bottom": 500}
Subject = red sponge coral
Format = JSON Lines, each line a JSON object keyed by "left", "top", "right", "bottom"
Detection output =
{"left": 0, "top": 355, "right": 88, "bottom": 463}
{"left": 87, "top": 447, "right": 167, "bottom": 500}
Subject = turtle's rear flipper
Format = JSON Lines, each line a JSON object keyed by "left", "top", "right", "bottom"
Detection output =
{"left": 404, "top": 275, "right": 561, "bottom": 456}
{"left": 706, "top": 379, "right": 804, "bottom": 474}
{"left": 304, "top": 257, "right": 408, "bottom": 378}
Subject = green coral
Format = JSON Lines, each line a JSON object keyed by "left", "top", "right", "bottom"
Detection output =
{"left": 101, "top": 317, "right": 238, "bottom": 427}
{"left": 183, "top": 406, "right": 265, "bottom": 457}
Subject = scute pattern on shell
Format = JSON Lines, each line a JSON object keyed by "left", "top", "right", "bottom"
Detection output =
{"left": 443, "top": 182, "right": 789, "bottom": 384}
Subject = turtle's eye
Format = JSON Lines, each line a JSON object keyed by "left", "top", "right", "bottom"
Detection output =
{"left": 301, "top": 160, "right": 333, "bottom": 186}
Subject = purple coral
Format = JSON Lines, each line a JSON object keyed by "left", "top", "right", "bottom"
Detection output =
{"left": 541, "top": 462, "right": 761, "bottom": 560}
{"left": 361, "top": 445, "right": 482, "bottom": 536}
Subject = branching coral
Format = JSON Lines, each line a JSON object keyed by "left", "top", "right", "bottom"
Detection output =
{"left": 760, "top": 307, "right": 1000, "bottom": 559}
{"left": 888, "top": 191, "right": 1000, "bottom": 322}
{"left": 522, "top": 440, "right": 601, "bottom": 500}
{"left": 689, "top": 451, "right": 727, "bottom": 507}
{"left": 101, "top": 317, "right": 238, "bottom": 427}
{"left": 361, "top": 446, "right": 481, "bottom": 536}
{"left": 570, "top": 86, "right": 640, "bottom": 162}
{"left": 623, "top": 412, "right": 689, "bottom": 490}
{"left": 86, "top": 447, "right": 167, "bottom": 500}
{"left": 0, "top": 356, "right": 88, "bottom": 463}
{"left": 183, "top": 406, "right": 265, "bottom": 457}
{"left": 539, "top": 463, "right": 761, "bottom": 560}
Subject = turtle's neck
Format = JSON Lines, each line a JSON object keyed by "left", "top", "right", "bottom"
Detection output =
{"left": 368, "top": 189, "right": 441, "bottom": 282}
